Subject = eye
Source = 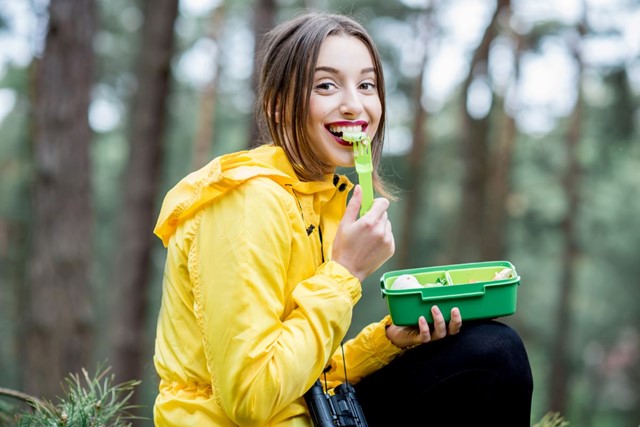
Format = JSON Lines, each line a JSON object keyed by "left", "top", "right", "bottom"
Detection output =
{"left": 315, "top": 82, "right": 335, "bottom": 91}
{"left": 359, "top": 81, "right": 376, "bottom": 91}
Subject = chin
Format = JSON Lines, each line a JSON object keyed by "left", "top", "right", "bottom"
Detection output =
{"left": 334, "top": 158, "right": 355, "bottom": 169}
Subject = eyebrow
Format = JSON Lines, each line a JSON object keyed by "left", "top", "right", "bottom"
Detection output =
{"left": 315, "top": 66, "right": 376, "bottom": 75}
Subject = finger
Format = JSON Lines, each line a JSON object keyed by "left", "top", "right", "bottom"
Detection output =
{"left": 363, "top": 197, "right": 390, "bottom": 221}
{"left": 431, "top": 306, "right": 447, "bottom": 340}
{"left": 342, "top": 185, "right": 362, "bottom": 224}
{"left": 448, "top": 307, "right": 462, "bottom": 335}
{"left": 386, "top": 222, "right": 396, "bottom": 252}
{"left": 384, "top": 218, "right": 395, "bottom": 243}
{"left": 417, "top": 316, "right": 431, "bottom": 343}
{"left": 372, "top": 211, "right": 389, "bottom": 233}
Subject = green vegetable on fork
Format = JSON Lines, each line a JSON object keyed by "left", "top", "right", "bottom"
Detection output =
{"left": 342, "top": 131, "right": 374, "bottom": 216}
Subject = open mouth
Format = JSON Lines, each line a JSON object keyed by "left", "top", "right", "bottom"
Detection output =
{"left": 327, "top": 125, "right": 365, "bottom": 143}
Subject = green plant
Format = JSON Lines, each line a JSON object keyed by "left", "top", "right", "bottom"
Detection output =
{"left": 0, "top": 386, "right": 42, "bottom": 426}
{"left": 533, "top": 411, "right": 570, "bottom": 427}
{"left": 13, "top": 365, "right": 142, "bottom": 427}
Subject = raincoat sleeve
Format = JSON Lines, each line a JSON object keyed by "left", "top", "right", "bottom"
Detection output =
{"left": 194, "top": 178, "right": 360, "bottom": 426}
{"left": 324, "top": 315, "right": 405, "bottom": 388}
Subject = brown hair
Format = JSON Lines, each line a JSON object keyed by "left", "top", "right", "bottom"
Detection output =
{"left": 256, "top": 11, "right": 392, "bottom": 197}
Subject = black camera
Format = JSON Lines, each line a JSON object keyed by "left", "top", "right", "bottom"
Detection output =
{"left": 304, "top": 379, "right": 368, "bottom": 427}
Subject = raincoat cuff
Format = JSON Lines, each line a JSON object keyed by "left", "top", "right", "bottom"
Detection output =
{"left": 367, "top": 316, "right": 406, "bottom": 363}
{"left": 318, "top": 260, "right": 362, "bottom": 305}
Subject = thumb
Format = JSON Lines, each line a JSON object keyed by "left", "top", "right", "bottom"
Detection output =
{"left": 342, "top": 185, "right": 362, "bottom": 223}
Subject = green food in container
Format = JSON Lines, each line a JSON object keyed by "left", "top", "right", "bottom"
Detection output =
{"left": 380, "top": 260, "right": 521, "bottom": 325}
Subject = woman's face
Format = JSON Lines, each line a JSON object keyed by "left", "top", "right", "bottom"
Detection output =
{"left": 306, "top": 35, "right": 382, "bottom": 171}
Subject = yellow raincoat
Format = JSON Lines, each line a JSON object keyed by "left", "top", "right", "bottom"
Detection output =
{"left": 153, "top": 145, "right": 403, "bottom": 426}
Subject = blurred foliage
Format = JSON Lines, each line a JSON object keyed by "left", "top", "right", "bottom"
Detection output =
{"left": 0, "top": 0, "right": 638, "bottom": 426}
{"left": 0, "top": 395, "right": 31, "bottom": 427}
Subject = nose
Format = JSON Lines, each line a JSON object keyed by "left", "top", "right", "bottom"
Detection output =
{"left": 339, "top": 88, "right": 364, "bottom": 117}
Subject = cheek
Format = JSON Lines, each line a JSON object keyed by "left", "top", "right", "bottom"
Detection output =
{"left": 365, "top": 98, "right": 382, "bottom": 125}
{"left": 369, "top": 97, "right": 382, "bottom": 119}
{"left": 308, "top": 97, "right": 332, "bottom": 120}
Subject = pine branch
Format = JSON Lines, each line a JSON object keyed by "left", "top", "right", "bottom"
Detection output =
{"left": 0, "top": 387, "right": 39, "bottom": 426}
{"left": 16, "top": 364, "right": 143, "bottom": 427}
{"left": 0, "top": 388, "right": 41, "bottom": 406}
{"left": 533, "top": 411, "right": 570, "bottom": 427}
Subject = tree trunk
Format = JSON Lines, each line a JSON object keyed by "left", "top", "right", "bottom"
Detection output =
{"left": 548, "top": 17, "right": 586, "bottom": 415}
{"left": 247, "top": 0, "right": 276, "bottom": 149}
{"left": 108, "top": 0, "right": 179, "bottom": 384}
{"left": 482, "top": 102, "right": 515, "bottom": 260}
{"left": 0, "top": 218, "right": 27, "bottom": 388}
{"left": 397, "top": 11, "right": 432, "bottom": 270}
{"left": 483, "top": 17, "right": 519, "bottom": 261}
{"left": 24, "top": 0, "right": 96, "bottom": 398}
{"left": 192, "top": 4, "right": 225, "bottom": 170}
{"left": 449, "top": 0, "right": 508, "bottom": 263}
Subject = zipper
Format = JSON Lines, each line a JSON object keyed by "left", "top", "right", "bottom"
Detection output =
{"left": 289, "top": 185, "right": 324, "bottom": 264}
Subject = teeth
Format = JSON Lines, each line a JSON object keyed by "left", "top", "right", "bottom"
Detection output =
{"left": 328, "top": 125, "right": 363, "bottom": 134}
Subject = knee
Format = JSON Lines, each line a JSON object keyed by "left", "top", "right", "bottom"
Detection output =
{"left": 466, "top": 322, "right": 533, "bottom": 387}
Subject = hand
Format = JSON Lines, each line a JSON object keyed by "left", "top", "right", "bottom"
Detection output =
{"left": 332, "top": 185, "right": 395, "bottom": 283}
{"left": 386, "top": 306, "right": 462, "bottom": 349}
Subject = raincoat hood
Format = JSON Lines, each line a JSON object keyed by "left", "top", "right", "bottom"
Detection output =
{"left": 154, "top": 145, "right": 348, "bottom": 247}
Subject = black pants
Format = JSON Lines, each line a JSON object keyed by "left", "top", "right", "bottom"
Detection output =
{"left": 354, "top": 321, "right": 533, "bottom": 427}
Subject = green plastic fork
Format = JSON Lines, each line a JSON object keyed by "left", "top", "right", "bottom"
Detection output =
{"left": 342, "top": 131, "right": 374, "bottom": 216}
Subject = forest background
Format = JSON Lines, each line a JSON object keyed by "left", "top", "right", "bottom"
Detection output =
{"left": 0, "top": 0, "right": 639, "bottom": 425}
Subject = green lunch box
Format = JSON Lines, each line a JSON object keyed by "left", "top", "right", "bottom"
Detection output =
{"left": 379, "top": 260, "right": 520, "bottom": 326}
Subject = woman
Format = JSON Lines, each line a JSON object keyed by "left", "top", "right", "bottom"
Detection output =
{"left": 152, "top": 11, "right": 533, "bottom": 426}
